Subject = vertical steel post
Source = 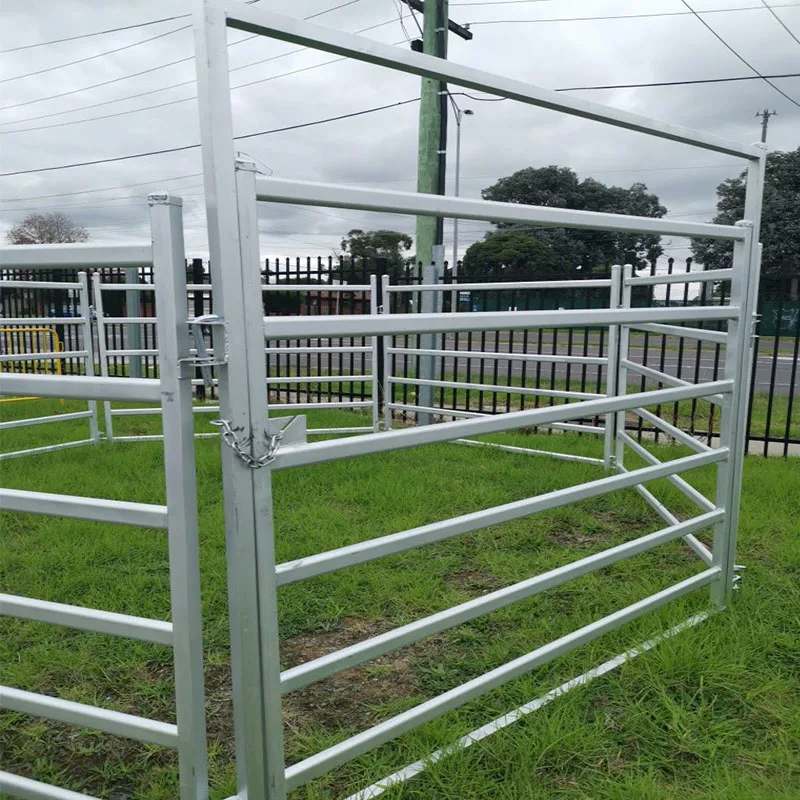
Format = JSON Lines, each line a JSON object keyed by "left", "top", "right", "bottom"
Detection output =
{"left": 614, "top": 265, "right": 633, "bottom": 471}
{"left": 369, "top": 274, "right": 380, "bottom": 433}
{"left": 381, "top": 273, "right": 393, "bottom": 431}
{"left": 193, "top": 3, "right": 287, "bottom": 796}
{"left": 91, "top": 276, "right": 114, "bottom": 441}
{"left": 149, "top": 194, "right": 209, "bottom": 800}
{"left": 77, "top": 271, "right": 100, "bottom": 444}
{"left": 603, "top": 265, "right": 622, "bottom": 470}
{"left": 712, "top": 147, "right": 766, "bottom": 608}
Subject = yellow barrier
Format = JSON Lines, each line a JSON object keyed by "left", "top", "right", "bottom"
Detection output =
{"left": 0, "top": 326, "right": 63, "bottom": 403}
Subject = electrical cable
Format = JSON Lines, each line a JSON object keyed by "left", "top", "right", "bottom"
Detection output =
{"left": 680, "top": 0, "right": 800, "bottom": 107}
{"left": 760, "top": 0, "right": 800, "bottom": 46}
{"left": 0, "top": 97, "right": 421, "bottom": 177}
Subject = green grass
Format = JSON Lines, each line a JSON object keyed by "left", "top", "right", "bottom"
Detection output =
{"left": 1, "top": 401, "right": 799, "bottom": 799}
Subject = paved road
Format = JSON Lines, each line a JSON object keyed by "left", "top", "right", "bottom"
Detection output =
{"left": 267, "top": 338, "right": 798, "bottom": 397}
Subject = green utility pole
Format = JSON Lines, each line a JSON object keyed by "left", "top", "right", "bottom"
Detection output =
{"left": 415, "top": 0, "right": 448, "bottom": 270}
{"left": 402, "top": 0, "right": 471, "bottom": 269}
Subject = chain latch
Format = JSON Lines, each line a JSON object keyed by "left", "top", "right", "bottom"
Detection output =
{"left": 211, "top": 419, "right": 283, "bottom": 469}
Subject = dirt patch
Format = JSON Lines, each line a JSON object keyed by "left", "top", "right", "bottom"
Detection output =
{"left": 446, "top": 568, "right": 503, "bottom": 593}
{"left": 281, "top": 617, "right": 423, "bottom": 733}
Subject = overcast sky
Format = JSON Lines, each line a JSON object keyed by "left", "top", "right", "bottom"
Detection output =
{"left": 1, "top": 0, "right": 798, "bottom": 268}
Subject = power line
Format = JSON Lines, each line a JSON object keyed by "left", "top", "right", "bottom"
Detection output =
{"left": 554, "top": 72, "right": 800, "bottom": 92}
{"left": 0, "top": 0, "right": 363, "bottom": 111}
{"left": 0, "top": 97, "right": 421, "bottom": 177}
{"left": 464, "top": 3, "right": 800, "bottom": 26}
{"left": 680, "top": 0, "right": 800, "bottom": 108}
{"left": 760, "top": 0, "right": 800, "bottom": 47}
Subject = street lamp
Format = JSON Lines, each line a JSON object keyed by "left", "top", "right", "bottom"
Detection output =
{"left": 452, "top": 106, "right": 473, "bottom": 280}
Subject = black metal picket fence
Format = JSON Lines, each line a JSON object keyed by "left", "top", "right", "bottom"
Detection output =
{"left": 2, "top": 258, "right": 797, "bottom": 455}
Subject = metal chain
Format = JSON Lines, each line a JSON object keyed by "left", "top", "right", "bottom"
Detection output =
{"left": 210, "top": 419, "right": 283, "bottom": 469}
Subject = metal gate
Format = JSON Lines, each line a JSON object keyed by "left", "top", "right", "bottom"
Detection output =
{"left": 0, "top": 200, "right": 208, "bottom": 800}
{"left": 191, "top": 2, "right": 765, "bottom": 798}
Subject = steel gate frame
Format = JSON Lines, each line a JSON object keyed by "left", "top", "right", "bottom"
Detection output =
{"left": 0, "top": 201, "right": 208, "bottom": 800}
{"left": 0, "top": 272, "right": 100, "bottom": 460}
{"left": 192, "top": 2, "right": 765, "bottom": 798}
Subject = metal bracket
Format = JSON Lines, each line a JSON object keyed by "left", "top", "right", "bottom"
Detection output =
{"left": 180, "top": 314, "right": 227, "bottom": 388}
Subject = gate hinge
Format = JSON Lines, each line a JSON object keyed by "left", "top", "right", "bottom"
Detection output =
{"left": 180, "top": 314, "right": 227, "bottom": 388}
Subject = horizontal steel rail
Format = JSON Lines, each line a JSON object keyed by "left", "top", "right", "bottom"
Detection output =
{"left": 0, "top": 687, "right": 178, "bottom": 748}
{"left": 388, "top": 346, "right": 607, "bottom": 366}
{"left": 227, "top": 3, "right": 758, "bottom": 159}
{"left": 630, "top": 322, "right": 728, "bottom": 345}
{"left": 626, "top": 268, "right": 734, "bottom": 286}
{"left": 0, "top": 487, "right": 169, "bottom": 529}
{"left": 103, "top": 348, "right": 159, "bottom": 357}
{"left": 388, "top": 279, "right": 613, "bottom": 292}
{"left": 274, "top": 381, "right": 732, "bottom": 471}
{"left": 256, "top": 178, "right": 746, "bottom": 242}
{"left": 0, "top": 351, "right": 89, "bottom": 362}
{"left": 389, "top": 376, "right": 603, "bottom": 400}
{"left": 284, "top": 568, "right": 719, "bottom": 788}
{"left": 276, "top": 401, "right": 373, "bottom": 410}
{"left": 0, "top": 771, "right": 101, "bottom": 800}
{"left": 631, "top": 407, "right": 713, "bottom": 453}
{"left": 0, "top": 279, "right": 82, "bottom": 290}
{"left": 0, "top": 373, "right": 162, "bottom": 402}
{"left": 1, "top": 317, "right": 85, "bottom": 326}
{"left": 275, "top": 448, "right": 726, "bottom": 585}
{"left": 281, "top": 511, "right": 722, "bottom": 692}
{"left": 621, "top": 359, "right": 725, "bottom": 405}
{"left": 267, "top": 374, "right": 368, "bottom": 384}
{"left": 265, "top": 306, "right": 737, "bottom": 339}
{"left": 0, "top": 411, "right": 93, "bottom": 430}
{"left": 265, "top": 345, "right": 372, "bottom": 354}
{"left": 618, "top": 432, "right": 716, "bottom": 513}
{"left": 102, "top": 316, "right": 157, "bottom": 325}
{"left": 0, "top": 243, "right": 152, "bottom": 269}
{"left": 261, "top": 283, "right": 371, "bottom": 291}
{"left": 454, "top": 438, "right": 605, "bottom": 465}
{"left": 0, "top": 594, "right": 173, "bottom": 646}
{"left": 308, "top": 427, "right": 374, "bottom": 435}
{"left": 0, "top": 440, "right": 96, "bottom": 461}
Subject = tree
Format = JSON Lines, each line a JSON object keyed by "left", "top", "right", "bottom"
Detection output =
{"left": 691, "top": 147, "right": 800, "bottom": 277}
{"left": 460, "top": 229, "right": 564, "bottom": 278}
{"left": 7, "top": 212, "right": 89, "bottom": 245}
{"left": 339, "top": 229, "right": 412, "bottom": 274}
{"left": 466, "top": 166, "right": 667, "bottom": 274}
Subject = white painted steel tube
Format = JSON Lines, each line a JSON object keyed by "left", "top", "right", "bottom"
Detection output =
{"left": 0, "top": 771, "right": 102, "bottom": 800}
{"left": 0, "top": 280, "right": 82, "bottom": 289}
{"left": 261, "top": 284, "right": 371, "bottom": 291}
{"left": 264, "top": 306, "right": 737, "bottom": 339}
{"left": 266, "top": 375, "right": 368, "bottom": 384}
{"left": 0, "top": 243, "right": 152, "bottom": 269}
{"left": 626, "top": 269, "right": 734, "bottom": 286}
{"left": 0, "top": 594, "right": 173, "bottom": 646}
{"left": 227, "top": 4, "right": 758, "bottom": 159}
{"left": 0, "top": 440, "right": 96, "bottom": 461}
{"left": 274, "top": 381, "right": 733, "bottom": 471}
{"left": 0, "top": 687, "right": 178, "bottom": 748}
{"left": 275, "top": 448, "right": 726, "bottom": 585}
{"left": 0, "top": 411, "right": 93, "bottom": 430}
{"left": 454, "top": 439, "right": 605, "bottom": 465}
{"left": 0, "top": 487, "right": 169, "bottom": 529}
{"left": 0, "top": 373, "right": 162, "bottom": 402}
{"left": 277, "top": 401, "right": 372, "bottom": 410}
{"left": 1, "top": 317, "right": 85, "bottom": 326}
{"left": 281, "top": 511, "right": 722, "bottom": 692}
{"left": 631, "top": 323, "right": 728, "bottom": 345}
{"left": 389, "top": 376, "right": 602, "bottom": 400}
{"left": 390, "top": 346, "right": 607, "bottom": 366}
{"left": 102, "top": 317, "right": 156, "bottom": 325}
{"left": 0, "top": 351, "right": 88, "bottom": 362}
{"left": 284, "top": 568, "right": 719, "bottom": 788}
{"left": 387, "top": 279, "right": 613, "bottom": 292}
{"left": 264, "top": 345, "right": 371, "bottom": 354}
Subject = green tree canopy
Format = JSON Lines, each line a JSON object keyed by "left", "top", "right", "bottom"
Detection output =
{"left": 339, "top": 228, "right": 413, "bottom": 274}
{"left": 691, "top": 147, "right": 800, "bottom": 277}
{"left": 464, "top": 166, "right": 667, "bottom": 275}
{"left": 460, "top": 229, "right": 563, "bottom": 279}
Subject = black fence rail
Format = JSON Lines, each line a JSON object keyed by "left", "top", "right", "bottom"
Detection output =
{"left": 2, "top": 259, "right": 797, "bottom": 455}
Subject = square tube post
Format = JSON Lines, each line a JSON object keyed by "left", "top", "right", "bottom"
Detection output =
{"left": 193, "top": 3, "right": 286, "bottom": 796}
{"left": 614, "top": 265, "right": 634, "bottom": 470}
{"left": 91, "top": 276, "right": 115, "bottom": 441}
{"left": 603, "top": 265, "right": 622, "bottom": 470}
{"left": 77, "top": 271, "right": 100, "bottom": 443}
{"left": 125, "top": 267, "right": 143, "bottom": 379}
{"left": 381, "top": 274, "right": 393, "bottom": 431}
{"left": 369, "top": 274, "right": 380, "bottom": 433}
{"left": 712, "top": 147, "right": 766, "bottom": 607}
{"left": 149, "top": 194, "right": 209, "bottom": 800}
